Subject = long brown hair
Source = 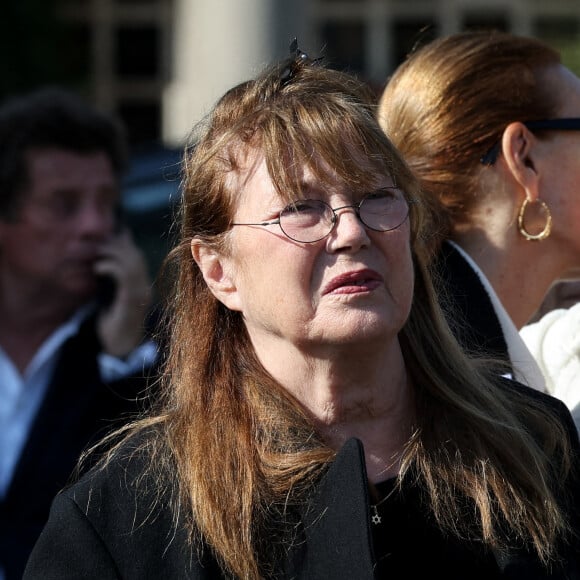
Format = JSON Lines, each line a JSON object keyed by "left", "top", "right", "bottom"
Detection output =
{"left": 101, "top": 54, "right": 573, "bottom": 578}
{"left": 378, "top": 30, "right": 561, "bottom": 246}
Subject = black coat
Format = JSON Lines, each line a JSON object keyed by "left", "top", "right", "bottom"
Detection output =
{"left": 0, "top": 316, "right": 156, "bottom": 580}
{"left": 24, "top": 384, "right": 580, "bottom": 579}
{"left": 432, "top": 240, "right": 510, "bottom": 365}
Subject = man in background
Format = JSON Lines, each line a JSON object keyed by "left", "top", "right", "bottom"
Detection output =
{"left": 0, "top": 88, "right": 158, "bottom": 579}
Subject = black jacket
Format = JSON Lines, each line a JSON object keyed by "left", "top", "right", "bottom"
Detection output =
{"left": 432, "top": 240, "right": 510, "bottom": 364}
{"left": 0, "top": 316, "right": 156, "bottom": 580}
{"left": 24, "top": 384, "right": 580, "bottom": 579}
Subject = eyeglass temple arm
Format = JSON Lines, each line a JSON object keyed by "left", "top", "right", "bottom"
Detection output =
{"left": 481, "top": 118, "right": 580, "bottom": 165}
{"left": 231, "top": 218, "right": 281, "bottom": 226}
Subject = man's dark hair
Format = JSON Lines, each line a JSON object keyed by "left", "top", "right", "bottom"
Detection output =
{"left": 0, "top": 87, "right": 128, "bottom": 219}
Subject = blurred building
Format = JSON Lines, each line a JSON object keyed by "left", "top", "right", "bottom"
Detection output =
{"left": 50, "top": 0, "right": 580, "bottom": 148}
{"left": 4, "top": 0, "right": 580, "bottom": 311}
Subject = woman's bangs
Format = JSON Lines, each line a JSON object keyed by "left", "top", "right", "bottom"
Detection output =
{"left": 263, "top": 107, "right": 396, "bottom": 200}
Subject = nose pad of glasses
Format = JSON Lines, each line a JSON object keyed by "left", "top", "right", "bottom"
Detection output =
{"left": 331, "top": 206, "right": 368, "bottom": 237}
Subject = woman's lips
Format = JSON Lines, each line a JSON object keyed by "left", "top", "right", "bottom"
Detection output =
{"left": 322, "top": 269, "right": 383, "bottom": 295}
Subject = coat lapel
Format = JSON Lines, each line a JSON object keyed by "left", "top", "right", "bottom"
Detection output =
{"left": 433, "top": 241, "right": 511, "bottom": 367}
{"left": 286, "top": 438, "right": 376, "bottom": 579}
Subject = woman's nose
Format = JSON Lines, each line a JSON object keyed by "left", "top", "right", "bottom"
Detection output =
{"left": 327, "top": 206, "right": 370, "bottom": 251}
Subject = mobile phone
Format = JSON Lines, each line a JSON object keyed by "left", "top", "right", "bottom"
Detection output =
{"left": 96, "top": 204, "right": 124, "bottom": 309}
{"left": 96, "top": 273, "right": 117, "bottom": 309}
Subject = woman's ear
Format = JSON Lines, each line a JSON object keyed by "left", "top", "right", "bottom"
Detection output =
{"left": 190, "top": 239, "right": 242, "bottom": 311}
{"left": 500, "top": 122, "right": 540, "bottom": 201}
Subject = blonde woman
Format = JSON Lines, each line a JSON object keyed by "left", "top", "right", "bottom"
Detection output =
{"left": 378, "top": 30, "right": 580, "bottom": 396}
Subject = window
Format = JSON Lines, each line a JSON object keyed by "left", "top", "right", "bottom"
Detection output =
{"left": 115, "top": 26, "right": 159, "bottom": 77}
{"left": 118, "top": 101, "right": 161, "bottom": 145}
{"left": 320, "top": 20, "right": 366, "bottom": 75}
{"left": 461, "top": 13, "right": 509, "bottom": 33}
{"left": 392, "top": 19, "right": 437, "bottom": 68}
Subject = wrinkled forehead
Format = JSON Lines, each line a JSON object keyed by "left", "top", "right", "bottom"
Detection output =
{"left": 225, "top": 137, "right": 395, "bottom": 207}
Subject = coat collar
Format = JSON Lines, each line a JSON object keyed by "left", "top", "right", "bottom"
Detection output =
{"left": 285, "top": 438, "right": 376, "bottom": 579}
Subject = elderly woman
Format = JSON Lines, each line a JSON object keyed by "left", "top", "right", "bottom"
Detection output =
{"left": 24, "top": 47, "right": 580, "bottom": 579}
{"left": 377, "top": 30, "right": 580, "bottom": 401}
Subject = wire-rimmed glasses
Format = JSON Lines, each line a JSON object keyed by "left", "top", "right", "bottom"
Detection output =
{"left": 480, "top": 118, "right": 580, "bottom": 165}
{"left": 231, "top": 187, "right": 411, "bottom": 243}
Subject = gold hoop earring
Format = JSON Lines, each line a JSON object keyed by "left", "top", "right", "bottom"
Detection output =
{"left": 517, "top": 198, "right": 552, "bottom": 241}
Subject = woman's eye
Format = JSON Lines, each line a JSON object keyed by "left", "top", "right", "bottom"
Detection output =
{"left": 366, "top": 187, "right": 398, "bottom": 201}
{"left": 287, "top": 200, "right": 320, "bottom": 213}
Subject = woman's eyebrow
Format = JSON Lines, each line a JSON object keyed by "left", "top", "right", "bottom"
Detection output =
{"left": 294, "top": 180, "right": 323, "bottom": 197}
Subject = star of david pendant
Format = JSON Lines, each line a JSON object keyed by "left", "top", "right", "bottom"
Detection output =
{"left": 371, "top": 505, "right": 382, "bottom": 525}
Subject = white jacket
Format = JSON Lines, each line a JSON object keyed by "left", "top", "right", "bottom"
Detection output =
{"left": 520, "top": 303, "right": 580, "bottom": 432}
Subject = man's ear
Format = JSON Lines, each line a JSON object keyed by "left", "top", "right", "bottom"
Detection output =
{"left": 190, "top": 239, "right": 242, "bottom": 312}
{"left": 501, "top": 122, "right": 540, "bottom": 200}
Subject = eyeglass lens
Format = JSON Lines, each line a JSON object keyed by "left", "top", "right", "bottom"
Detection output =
{"left": 279, "top": 189, "right": 409, "bottom": 243}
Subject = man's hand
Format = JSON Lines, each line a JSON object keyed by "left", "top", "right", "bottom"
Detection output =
{"left": 94, "top": 228, "right": 153, "bottom": 358}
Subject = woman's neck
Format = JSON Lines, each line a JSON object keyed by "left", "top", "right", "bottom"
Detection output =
{"left": 452, "top": 232, "right": 565, "bottom": 328}
{"left": 253, "top": 335, "right": 415, "bottom": 482}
